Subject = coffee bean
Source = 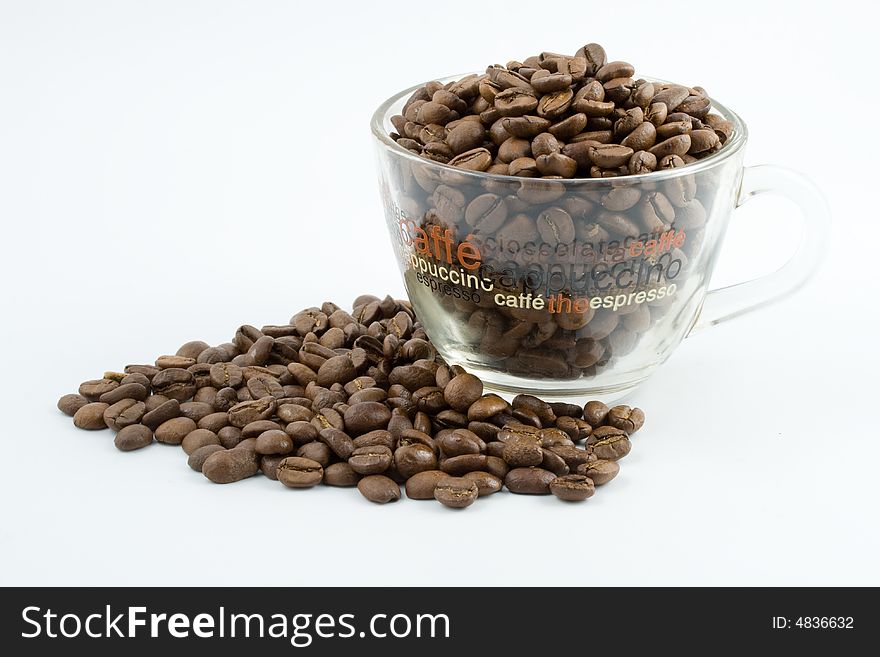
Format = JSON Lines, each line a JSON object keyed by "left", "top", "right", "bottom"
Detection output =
{"left": 606, "top": 405, "right": 646, "bottom": 434}
{"left": 318, "top": 428, "right": 355, "bottom": 459}
{"left": 541, "top": 448, "right": 570, "bottom": 475}
{"left": 155, "top": 417, "right": 197, "bottom": 445}
{"left": 502, "top": 439, "right": 544, "bottom": 467}
{"left": 404, "top": 470, "right": 447, "bottom": 499}
{"left": 357, "top": 475, "right": 400, "bottom": 504}
{"left": 434, "top": 476, "right": 479, "bottom": 509}
{"left": 349, "top": 445, "right": 393, "bottom": 475}
{"left": 73, "top": 402, "right": 109, "bottom": 430}
{"left": 440, "top": 453, "right": 489, "bottom": 476}
{"left": 583, "top": 401, "right": 610, "bottom": 427}
{"left": 394, "top": 443, "right": 437, "bottom": 478}
{"left": 462, "top": 471, "right": 503, "bottom": 497}
{"left": 180, "top": 401, "right": 215, "bottom": 423}
{"left": 228, "top": 397, "right": 276, "bottom": 428}
{"left": 504, "top": 467, "right": 556, "bottom": 494}
{"left": 156, "top": 355, "right": 196, "bottom": 369}
{"left": 588, "top": 426, "right": 632, "bottom": 460}
{"left": 277, "top": 457, "right": 324, "bottom": 488}
{"left": 577, "top": 459, "right": 620, "bottom": 485}
{"left": 255, "top": 429, "right": 294, "bottom": 455}
{"left": 437, "top": 429, "right": 483, "bottom": 457}
{"left": 182, "top": 428, "right": 220, "bottom": 455}
{"left": 188, "top": 444, "right": 225, "bottom": 471}
{"left": 203, "top": 448, "right": 259, "bottom": 484}
{"left": 114, "top": 424, "right": 154, "bottom": 451}
{"left": 549, "top": 474, "right": 596, "bottom": 501}
{"left": 467, "top": 394, "right": 508, "bottom": 421}
{"left": 324, "top": 462, "right": 360, "bottom": 487}
{"left": 140, "top": 399, "right": 180, "bottom": 430}
{"left": 177, "top": 341, "right": 211, "bottom": 360}
{"left": 57, "top": 393, "right": 90, "bottom": 416}
{"left": 151, "top": 368, "right": 196, "bottom": 401}
{"left": 103, "top": 399, "right": 145, "bottom": 432}
{"left": 344, "top": 402, "right": 391, "bottom": 435}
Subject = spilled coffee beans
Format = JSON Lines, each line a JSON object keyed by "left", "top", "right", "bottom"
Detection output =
{"left": 57, "top": 294, "right": 647, "bottom": 509}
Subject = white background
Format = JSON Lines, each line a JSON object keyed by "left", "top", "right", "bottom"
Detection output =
{"left": 1, "top": 0, "right": 878, "bottom": 586}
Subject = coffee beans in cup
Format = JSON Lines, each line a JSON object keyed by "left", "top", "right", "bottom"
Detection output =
{"left": 390, "top": 42, "right": 730, "bottom": 178}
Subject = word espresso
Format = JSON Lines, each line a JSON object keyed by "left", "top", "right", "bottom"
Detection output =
{"left": 57, "top": 294, "right": 646, "bottom": 508}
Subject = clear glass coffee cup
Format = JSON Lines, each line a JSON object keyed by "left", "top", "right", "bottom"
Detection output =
{"left": 371, "top": 75, "right": 830, "bottom": 399}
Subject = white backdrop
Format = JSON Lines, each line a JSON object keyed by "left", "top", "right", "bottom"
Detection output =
{"left": 1, "top": 0, "right": 878, "bottom": 586}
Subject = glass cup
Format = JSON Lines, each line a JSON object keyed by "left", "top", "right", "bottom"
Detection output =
{"left": 371, "top": 74, "right": 830, "bottom": 399}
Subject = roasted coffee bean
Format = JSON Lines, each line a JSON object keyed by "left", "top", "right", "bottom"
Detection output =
{"left": 78, "top": 379, "right": 119, "bottom": 401}
{"left": 182, "top": 428, "right": 220, "bottom": 455}
{"left": 217, "top": 425, "right": 244, "bottom": 449}
{"left": 198, "top": 412, "right": 229, "bottom": 433}
{"left": 180, "top": 401, "right": 214, "bottom": 423}
{"left": 203, "top": 448, "right": 259, "bottom": 484}
{"left": 434, "top": 476, "right": 479, "bottom": 509}
{"left": 188, "top": 444, "right": 225, "bottom": 471}
{"left": 437, "top": 429, "right": 483, "bottom": 457}
{"left": 357, "top": 475, "right": 401, "bottom": 504}
{"left": 549, "top": 443, "right": 593, "bottom": 468}
{"left": 467, "top": 394, "right": 509, "bottom": 421}
{"left": 541, "top": 448, "right": 570, "bottom": 475}
{"left": 344, "top": 402, "right": 392, "bottom": 435}
{"left": 588, "top": 426, "right": 632, "bottom": 460}
{"left": 462, "top": 471, "right": 503, "bottom": 497}
{"left": 255, "top": 429, "right": 294, "bottom": 455}
{"left": 549, "top": 474, "right": 596, "bottom": 501}
{"left": 177, "top": 341, "right": 211, "bottom": 360}
{"left": 141, "top": 399, "right": 181, "bottom": 430}
{"left": 440, "top": 453, "right": 489, "bottom": 476}
{"left": 319, "top": 428, "right": 355, "bottom": 459}
{"left": 242, "top": 420, "right": 282, "bottom": 439}
{"left": 155, "top": 417, "right": 197, "bottom": 445}
{"left": 259, "top": 453, "right": 287, "bottom": 480}
{"left": 277, "top": 457, "right": 324, "bottom": 488}
{"left": 349, "top": 445, "right": 393, "bottom": 475}
{"left": 114, "top": 424, "right": 154, "bottom": 451}
{"left": 352, "top": 429, "right": 395, "bottom": 451}
{"left": 606, "top": 405, "right": 646, "bottom": 434}
{"left": 584, "top": 401, "right": 610, "bottom": 427}
{"left": 103, "top": 399, "right": 145, "bottom": 432}
{"left": 73, "top": 402, "right": 109, "bottom": 430}
{"left": 324, "top": 462, "right": 360, "bottom": 487}
{"left": 512, "top": 394, "right": 556, "bottom": 426}
{"left": 502, "top": 439, "right": 544, "bottom": 467}
{"left": 404, "top": 470, "right": 447, "bottom": 499}
{"left": 505, "top": 467, "right": 556, "bottom": 494}
{"left": 577, "top": 459, "right": 620, "bottom": 485}
{"left": 57, "top": 393, "right": 90, "bottom": 416}
{"left": 297, "top": 441, "right": 332, "bottom": 467}
{"left": 228, "top": 397, "right": 276, "bottom": 428}
{"left": 395, "top": 444, "right": 438, "bottom": 478}
{"left": 156, "top": 355, "right": 196, "bottom": 370}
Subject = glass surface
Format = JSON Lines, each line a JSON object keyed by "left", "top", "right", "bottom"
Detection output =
{"left": 372, "top": 75, "right": 748, "bottom": 397}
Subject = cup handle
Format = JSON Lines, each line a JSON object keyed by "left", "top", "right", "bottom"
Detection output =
{"left": 689, "top": 164, "right": 830, "bottom": 332}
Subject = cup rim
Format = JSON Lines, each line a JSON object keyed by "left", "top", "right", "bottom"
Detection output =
{"left": 370, "top": 72, "right": 748, "bottom": 184}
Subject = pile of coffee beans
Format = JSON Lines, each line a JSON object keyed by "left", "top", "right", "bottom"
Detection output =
{"left": 57, "top": 295, "right": 645, "bottom": 508}
{"left": 389, "top": 42, "right": 732, "bottom": 177}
